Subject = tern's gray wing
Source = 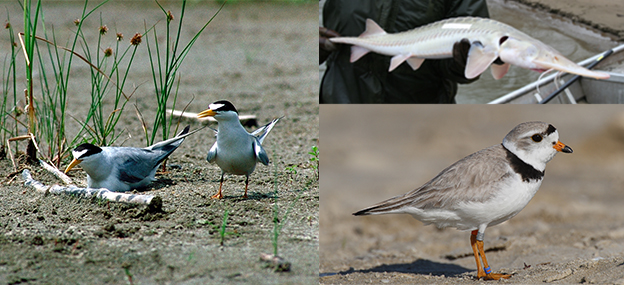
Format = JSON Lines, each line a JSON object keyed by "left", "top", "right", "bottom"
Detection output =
{"left": 145, "top": 125, "right": 206, "bottom": 165}
{"left": 251, "top": 117, "right": 282, "bottom": 145}
{"left": 147, "top": 126, "right": 189, "bottom": 151}
{"left": 207, "top": 126, "right": 218, "bottom": 136}
{"left": 253, "top": 137, "right": 269, "bottom": 165}
{"left": 354, "top": 144, "right": 514, "bottom": 215}
{"left": 114, "top": 148, "right": 163, "bottom": 183}
{"left": 206, "top": 141, "right": 218, "bottom": 163}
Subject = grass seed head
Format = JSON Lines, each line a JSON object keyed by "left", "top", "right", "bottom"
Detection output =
{"left": 99, "top": 25, "right": 108, "bottom": 35}
{"left": 130, "top": 33, "right": 142, "bottom": 45}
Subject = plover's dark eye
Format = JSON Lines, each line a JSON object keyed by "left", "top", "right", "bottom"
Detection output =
{"left": 531, "top": 134, "right": 542, "bottom": 142}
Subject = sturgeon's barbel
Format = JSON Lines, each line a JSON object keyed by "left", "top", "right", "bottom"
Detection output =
{"left": 329, "top": 17, "right": 610, "bottom": 80}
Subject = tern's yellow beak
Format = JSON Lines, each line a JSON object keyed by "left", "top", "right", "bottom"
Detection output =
{"left": 64, "top": 158, "right": 82, "bottom": 173}
{"left": 197, "top": 109, "right": 217, "bottom": 118}
{"left": 553, "top": 141, "right": 573, "bottom": 153}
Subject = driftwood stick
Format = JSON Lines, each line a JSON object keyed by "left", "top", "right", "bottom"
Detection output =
{"left": 22, "top": 169, "right": 160, "bottom": 206}
{"left": 259, "top": 253, "right": 291, "bottom": 272}
{"left": 6, "top": 139, "right": 17, "bottom": 172}
{"left": 39, "top": 159, "right": 73, "bottom": 185}
{"left": 167, "top": 109, "right": 257, "bottom": 126}
{"left": 22, "top": 169, "right": 50, "bottom": 192}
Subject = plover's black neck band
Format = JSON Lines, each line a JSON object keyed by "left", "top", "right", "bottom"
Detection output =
{"left": 502, "top": 144, "right": 544, "bottom": 182}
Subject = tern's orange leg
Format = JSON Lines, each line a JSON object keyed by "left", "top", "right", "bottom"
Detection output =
{"left": 211, "top": 173, "right": 224, "bottom": 199}
{"left": 243, "top": 176, "right": 249, "bottom": 199}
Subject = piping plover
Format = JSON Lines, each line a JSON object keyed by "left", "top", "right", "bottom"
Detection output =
{"left": 353, "top": 121, "right": 572, "bottom": 280}
{"left": 65, "top": 125, "right": 199, "bottom": 192}
{"left": 197, "top": 100, "right": 281, "bottom": 199}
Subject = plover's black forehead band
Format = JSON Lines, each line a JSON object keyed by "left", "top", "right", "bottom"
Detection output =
{"left": 545, "top": 124, "right": 557, "bottom": 135}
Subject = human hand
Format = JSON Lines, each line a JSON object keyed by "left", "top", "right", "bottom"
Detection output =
{"left": 320, "top": 27, "right": 341, "bottom": 64}
{"left": 453, "top": 38, "right": 505, "bottom": 68}
{"left": 452, "top": 38, "right": 471, "bottom": 69}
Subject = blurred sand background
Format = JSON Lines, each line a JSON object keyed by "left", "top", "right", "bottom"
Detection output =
{"left": 320, "top": 105, "right": 624, "bottom": 284}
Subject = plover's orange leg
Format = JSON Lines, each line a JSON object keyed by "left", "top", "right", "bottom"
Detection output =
{"left": 471, "top": 230, "right": 512, "bottom": 280}
{"left": 211, "top": 173, "right": 224, "bottom": 199}
{"left": 470, "top": 230, "right": 486, "bottom": 279}
{"left": 476, "top": 238, "right": 512, "bottom": 280}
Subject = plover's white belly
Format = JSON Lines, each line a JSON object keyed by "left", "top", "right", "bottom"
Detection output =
{"left": 454, "top": 175, "right": 542, "bottom": 230}
{"left": 405, "top": 174, "right": 543, "bottom": 230}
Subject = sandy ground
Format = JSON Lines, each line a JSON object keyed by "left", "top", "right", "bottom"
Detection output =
{"left": 0, "top": 2, "right": 318, "bottom": 284}
{"left": 320, "top": 105, "right": 624, "bottom": 284}
{"left": 508, "top": 0, "right": 624, "bottom": 41}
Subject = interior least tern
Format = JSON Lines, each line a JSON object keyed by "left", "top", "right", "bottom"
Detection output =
{"left": 197, "top": 100, "right": 281, "bottom": 199}
{"left": 354, "top": 122, "right": 572, "bottom": 280}
{"left": 65, "top": 125, "right": 198, "bottom": 192}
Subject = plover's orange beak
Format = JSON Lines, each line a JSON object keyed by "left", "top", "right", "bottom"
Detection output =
{"left": 553, "top": 141, "right": 573, "bottom": 153}
{"left": 197, "top": 109, "right": 216, "bottom": 118}
{"left": 64, "top": 158, "right": 82, "bottom": 173}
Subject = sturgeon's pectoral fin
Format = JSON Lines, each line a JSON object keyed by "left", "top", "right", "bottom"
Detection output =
{"left": 465, "top": 43, "right": 499, "bottom": 79}
{"left": 389, "top": 53, "right": 412, "bottom": 72}
{"left": 350, "top": 46, "right": 371, "bottom": 63}
{"left": 490, "top": 62, "right": 511, "bottom": 80}
{"left": 406, "top": 57, "right": 425, "bottom": 70}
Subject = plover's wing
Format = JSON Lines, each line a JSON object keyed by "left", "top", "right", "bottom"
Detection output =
{"left": 354, "top": 144, "right": 513, "bottom": 215}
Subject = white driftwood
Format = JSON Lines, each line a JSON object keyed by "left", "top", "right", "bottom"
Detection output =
{"left": 39, "top": 159, "right": 73, "bottom": 185}
{"left": 259, "top": 253, "right": 291, "bottom": 272}
{"left": 167, "top": 109, "right": 257, "bottom": 124}
{"left": 22, "top": 169, "right": 50, "bottom": 192}
{"left": 6, "top": 139, "right": 17, "bottom": 171}
{"left": 22, "top": 169, "right": 159, "bottom": 206}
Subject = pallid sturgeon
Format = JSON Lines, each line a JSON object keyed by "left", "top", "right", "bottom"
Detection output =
{"left": 329, "top": 17, "right": 610, "bottom": 80}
